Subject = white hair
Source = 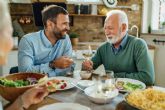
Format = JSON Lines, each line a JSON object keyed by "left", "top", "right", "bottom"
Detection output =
{"left": 106, "top": 10, "right": 128, "bottom": 31}
{"left": 0, "top": 0, "right": 10, "bottom": 31}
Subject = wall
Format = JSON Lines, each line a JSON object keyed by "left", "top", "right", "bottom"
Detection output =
{"left": 9, "top": 3, "right": 38, "bottom": 33}
{"left": 68, "top": 0, "right": 143, "bottom": 42}
{"left": 0, "top": 51, "right": 18, "bottom": 76}
{"left": 9, "top": 0, "right": 143, "bottom": 41}
{"left": 141, "top": 34, "right": 165, "bottom": 87}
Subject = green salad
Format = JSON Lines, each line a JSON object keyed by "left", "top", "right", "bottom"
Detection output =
{"left": 0, "top": 77, "right": 38, "bottom": 87}
{"left": 123, "top": 82, "right": 143, "bottom": 91}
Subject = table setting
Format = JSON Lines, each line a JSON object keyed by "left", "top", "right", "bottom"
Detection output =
{"left": 34, "top": 70, "right": 148, "bottom": 110}
{"left": 0, "top": 70, "right": 165, "bottom": 110}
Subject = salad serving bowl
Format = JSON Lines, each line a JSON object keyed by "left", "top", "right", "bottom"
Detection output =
{"left": 0, "top": 72, "right": 47, "bottom": 102}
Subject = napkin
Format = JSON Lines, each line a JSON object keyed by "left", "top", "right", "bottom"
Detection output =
{"left": 93, "top": 64, "right": 105, "bottom": 75}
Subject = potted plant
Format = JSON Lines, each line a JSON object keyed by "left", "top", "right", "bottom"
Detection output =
{"left": 69, "top": 32, "right": 79, "bottom": 46}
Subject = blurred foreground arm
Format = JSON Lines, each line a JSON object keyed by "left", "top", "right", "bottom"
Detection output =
{"left": 5, "top": 86, "right": 48, "bottom": 110}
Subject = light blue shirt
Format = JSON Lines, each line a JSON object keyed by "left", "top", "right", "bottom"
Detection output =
{"left": 18, "top": 30, "right": 73, "bottom": 77}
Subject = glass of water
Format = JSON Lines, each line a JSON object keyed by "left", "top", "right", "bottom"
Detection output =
{"left": 105, "top": 70, "right": 115, "bottom": 85}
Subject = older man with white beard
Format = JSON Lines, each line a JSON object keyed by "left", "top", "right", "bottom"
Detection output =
{"left": 82, "top": 10, "right": 155, "bottom": 86}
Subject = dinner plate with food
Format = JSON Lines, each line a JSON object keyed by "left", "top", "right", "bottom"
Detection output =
{"left": 46, "top": 76, "right": 78, "bottom": 92}
{"left": 115, "top": 78, "right": 146, "bottom": 92}
{"left": 125, "top": 87, "right": 165, "bottom": 110}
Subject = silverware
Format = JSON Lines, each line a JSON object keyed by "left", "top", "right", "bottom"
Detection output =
{"left": 71, "top": 82, "right": 85, "bottom": 92}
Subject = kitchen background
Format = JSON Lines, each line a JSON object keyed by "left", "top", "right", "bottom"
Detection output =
{"left": 1, "top": 0, "right": 165, "bottom": 87}
{"left": 9, "top": 0, "right": 142, "bottom": 41}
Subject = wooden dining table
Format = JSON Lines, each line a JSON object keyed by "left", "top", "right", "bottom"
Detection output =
{"left": 27, "top": 73, "right": 139, "bottom": 110}
{"left": 28, "top": 90, "right": 138, "bottom": 110}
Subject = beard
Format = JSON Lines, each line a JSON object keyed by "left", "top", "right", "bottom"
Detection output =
{"left": 106, "top": 35, "right": 119, "bottom": 44}
{"left": 52, "top": 25, "right": 69, "bottom": 40}
{"left": 52, "top": 29, "right": 68, "bottom": 40}
{"left": 52, "top": 31, "right": 65, "bottom": 40}
{"left": 106, "top": 28, "right": 121, "bottom": 44}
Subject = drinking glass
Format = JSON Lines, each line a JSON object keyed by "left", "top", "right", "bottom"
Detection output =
{"left": 66, "top": 66, "right": 74, "bottom": 77}
{"left": 105, "top": 70, "right": 115, "bottom": 86}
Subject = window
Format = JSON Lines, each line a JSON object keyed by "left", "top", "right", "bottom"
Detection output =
{"left": 159, "top": 1, "right": 165, "bottom": 29}
{"left": 151, "top": 0, "right": 165, "bottom": 30}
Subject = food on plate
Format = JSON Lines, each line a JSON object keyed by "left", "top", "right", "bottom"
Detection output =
{"left": 116, "top": 81, "right": 124, "bottom": 89}
{"left": 46, "top": 80, "right": 56, "bottom": 92}
{"left": 116, "top": 81, "right": 143, "bottom": 91}
{"left": 46, "top": 79, "right": 67, "bottom": 92}
{"left": 126, "top": 88, "right": 165, "bottom": 110}
{"left": 123, "top": 82, "right": 143, "bottom": 91}
{"left": 0, "top": 77, "right": 38, "bottom": 87}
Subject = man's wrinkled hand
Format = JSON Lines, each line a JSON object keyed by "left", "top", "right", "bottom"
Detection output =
{"left": 82, "top": 60, "right": 93, "bottom": 71}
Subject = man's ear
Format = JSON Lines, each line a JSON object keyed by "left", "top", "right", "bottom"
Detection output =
{"left": 121, "top": 24, "right": 127, "bottom": 32}
{"left": 46, "top": 20, "right": 53, "bottom": 30}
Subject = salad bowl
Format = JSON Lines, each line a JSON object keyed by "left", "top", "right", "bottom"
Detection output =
{"left": 0, "top": 72, "right": 47, "bottom": 102}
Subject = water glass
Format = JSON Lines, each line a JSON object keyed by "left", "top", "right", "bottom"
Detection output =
{"left": 105, "top": 70, "right": 115, "bottom": 85}
{"left": 66, "top": 67, "right": 74, "bottom": 77}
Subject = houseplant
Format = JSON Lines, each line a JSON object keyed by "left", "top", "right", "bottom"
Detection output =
{"left": 162, "top": 21, "right": 165, "bottom": 29}
{"left": 69, "top": 32, "right": 79, "bottom": 46}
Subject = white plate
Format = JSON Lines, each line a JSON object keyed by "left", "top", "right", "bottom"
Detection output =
{"left": 116, "top": 78, "right": 146, "bottom": 92}
{"left": 48, "top": 76, "right": 78, "bottom": 90}
{"left": 77, "top": 80, "right": 94, "bottom": 88}
{"left": 38, "top": 102, "right": 91, "bottom": 110}
{"left": 153, "top": 86, "right": 165, "bottom": 92}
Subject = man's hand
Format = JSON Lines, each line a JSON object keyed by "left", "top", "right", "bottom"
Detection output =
{"left": 82, "top": 60, "right": 93, "bottom": 71}
{"left": 52, "top": 56, "right": 73, "bottom": 69}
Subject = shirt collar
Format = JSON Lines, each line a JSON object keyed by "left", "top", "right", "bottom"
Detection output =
{"left": 120, "top": 33, "right": 128, "bottom": 49}
{"left": 41, "top": 30, "right": 52, "bottom": 48}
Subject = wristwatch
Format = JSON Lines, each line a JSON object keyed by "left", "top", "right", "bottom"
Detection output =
{"left": 49, "top": 61, "right": 56, "bottom": 69}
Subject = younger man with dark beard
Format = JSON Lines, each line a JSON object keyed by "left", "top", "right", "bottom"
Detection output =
{"left": 18, "top": 5, "right": 74, "bottom": 77}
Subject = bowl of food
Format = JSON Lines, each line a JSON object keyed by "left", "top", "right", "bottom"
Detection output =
{"left": 125, "top": 88, "right": 165, "bottom": 110}
{"left": 84, "top": 85, "right": 118, "bottom": 104}
{"left": 80, "top": 71, "right": 92, "bottom": 80}
{"left": 115, "top": 78, "right": 146, "bottom": 92}
{"left": 0, "top": 72, "right": 47, "bottom": 102}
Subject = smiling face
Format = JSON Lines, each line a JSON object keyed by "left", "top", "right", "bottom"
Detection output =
{"left": 104, "top": 14, "right": 122, "bottom": 44}
{"left": 104, "top": 14, "right": 127, "bottom": 46}
{"left": 50, "top": 13, "right": 70, "bottom": 40}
